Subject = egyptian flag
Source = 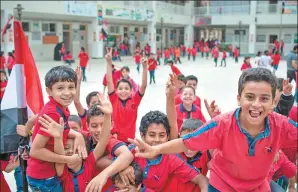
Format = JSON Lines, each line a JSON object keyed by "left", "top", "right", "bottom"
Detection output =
{"left": 1, "top": 16, "right": 13, "bottom": 38}
{"left": 0, "top": 20, "right": 44, "bottom": 154}
{"left": 101, "top": 20, "right": 108, "bottom": 40}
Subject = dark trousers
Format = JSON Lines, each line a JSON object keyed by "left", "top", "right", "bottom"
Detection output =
{"left": 81, "top": 66, "right": 87, "bottom": 81}
{"left": 287, "top": 70, "right": 296, "bottom": 83}
{"left": 157, "top": 57, "right": 160, "bottom": 65}
{"left": 193, "top": 55, "right": 196, "bottom": 61}
{"left": 188, "top": 54, "right": 191, "bottom": 61}
{"left": 201, "top": 52, "right": 204, "bottom": 57}
{"left": 176, "top": 57, "right": 182, "bottom": 64}
{"left": 149, "top": 70, "right": 155, "bottom": 84}
{"left": 8, "top": 69, "right": 12, "bottom": 75}
{"left": 221, "top": 58, "right": 226, "bottom": 66}
{"left": 235, "top": 57, "right": 238, "bottom": 63}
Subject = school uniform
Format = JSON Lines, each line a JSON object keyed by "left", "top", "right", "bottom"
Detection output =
{"left": 129, "top": 145, "right": 199, "bottom": 192}
{"left": 157, "top": 50, "right": 161, "bottom": 65}
{"left": 27, "top": 96, "right": 71, "bottom": 190}
{"left": 240, "top": 63, "right": 252, "bottom": 71}
{"left": 175, "top": 94, "right": 201, "bottom": 109}
{"left": 78, "top": 52, "right": 89, "bottom": 81}
{"left": 109, "top": 91, "right": 143, "bottom": 143}
{"left": 134, "top": 54, "right": 141, "bottom": 73}
{"left": 187, "top": 48, "right": 192, "bottom": 61}
{"left": 191, "top": 48, "right": 197, "bottom": 61}
{"left": 271, "top": 54, "right": 281, "bottom": 71}
{"left": 205, "top": 47, "right": 210, "bottom": 58}
{"left": 164, "top": 50, "right": 170, "bottom": 64}
{"left": 182, "top": 108, "right": 297, "bottom": 192}
{"left": 213, "top": 49, "right": 219, "bottom": 66}
{"left": 0, "top": 56, "right": 6, "bottom": 70}
{"left": 102, "top": 69, "right": 122, "bottom": 89}
{"left": 234, "top": 49, "right": 239, "bottom": 63}
{"left": 170, "top": 65, "right": 182, "bottom": 76}
{"left": 176, "top": 103, "right": 206, "bottom": 132}
{"left": 148, "top": 58, "right": 157, "bottom": 84}
{"left": 221, "top": 51, "right": 227, "bottom": 66}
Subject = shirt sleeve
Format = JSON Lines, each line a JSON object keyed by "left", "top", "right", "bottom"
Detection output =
{"left": 133, "top": 91, "right": 144, "bottom": 106}
{"left": 169, "top": 155, "right": 198, "bottom": 183}
{"left": 78, "top": 109, "right": 88, "bottom": 132}
{"left": 108, "top": 91, "right": 118, "bottom": 103}
{"left": 0, "top": 160, "right": 9, "bottom": 171}
{"left": 182, "top": 117, "right": 224, "bottom": 151}
{"left": 38, "top": 112, "right": 61, "bottom": 138}
{"left": 278, "top": 152, "right": 297, "bottom": 179}
{"left": 105, "top": 137, "right": 126, "bottom": 158}
{"left": 280, "top": 117, "right": 297, "bottom": 148}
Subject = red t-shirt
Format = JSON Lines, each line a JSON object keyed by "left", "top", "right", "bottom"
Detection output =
{"left": 157, "top": 50, "right": 161, "bottom": 58}
{"left": 27, "top": 97, "right": 70, "bottom": 179}
{"left": 191, "top": 48, "right": 197, "bottom": 56}
{"left": 204, "top": 47, "right": 210, "bottom": 53}
{"left": 234, "top": 49, "right": 239, "bottom": 57}
{"left": 113, "top": 50, "right": 118, "bottom": 57}
{"left": 102, "top": 69, "right": 122, "bottom": 88}
{"left": 148, "top": 58, "right": 157, "bottom": 71}
{"left": 182, "top": 45, "right": 186, "bottom": 52}
{"left": 0, "top": 56, "right": 6, "bottom": 69}
{"left": 0, "top": 81, "right": 8, "bottom": 99}
{"left": 213, "top": 49, "right": 219, "bottom": 58}
{"left": 134, "top": 54, "right": 141, "bottom": 64}
{"left": 171, "top": 65, "right": 182, "bottom": 76}
{"left": 175, "top": 95, "right": 201, "bottom": 109}
{"left": 78, "top": 52, "right": 89, "bottom": 67}
{"left": 7, "top": 56, "right": 15, "bottom": 69}
{"left": 187, "top": 48, "right": 192, "bottom": 54}
{"left": 164, "top": 50, "right": 170, "bottom": 58}
{"left": 241, "top": 63, "right": 252, "bottom": 71}
{"left": 182, "top": 108, "right": 297, "bottom": 192}
{"left": 1, "top": 160, "right": 10, "bottom": 192}
{"left": 222, "top": 51, "right": 227, "bottom": 59}
{"left": 176, "top": 104, "right": 206, "bottom": 132}
{"left": 271, "top": 54, "right": 281, "bottom": 65}
{"left": 129, "top": 145, "right": 198, "bottom": 192}
{"left": 109, "top": 91, "right": 143, "bottom": 142}
{"left": 61, "top": 46, "right": 66, "bottom": 54}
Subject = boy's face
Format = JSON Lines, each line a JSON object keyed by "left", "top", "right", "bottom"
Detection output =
{"left": 245, "top": 58, "right": 251, "bottom": 64}
{"left": 121, "top": 69, "right": 130, "bottom": 79}
{"left": 114, "top": 180, "right": 140, "bottom": 192}
{"left": 68, "top": 121, "right": 81, "bottom": 132}
{"left": 142, "top": 123, "right": 169, "bottom": 146}
{"left": 181, "top": 87, "right": 195, "bottom": 105}
{"left": 87, "top": 96, "right": 100, "bottom": 108}
{"left": 177, "top": 80, "right": 185, "bottom": 89}
{"left": 65, "top": 138, "right": 74, "bottom": 156}
{"left": 46, "top": 81, "right": 76, "bottom": 108}
{"left": 88, "top": 115, "right": 104, "bottom": 143}
{"left": 237, "top": 81, "right": 274, "bottom": 127}
{"left": 186, "top": 80, "right": 197, "bottom": 90}
{"left": 0, "top": 73, "right": 6, "bottom": 81}
{"left": 116, "top": 82, "right": 132, "bottom": 100}
{"left": 180, "top": 130, "right": 199, "bottom": 158}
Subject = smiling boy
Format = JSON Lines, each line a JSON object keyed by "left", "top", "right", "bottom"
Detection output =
{"left": 129, "top": 68, "right": 297, "bottom": 192}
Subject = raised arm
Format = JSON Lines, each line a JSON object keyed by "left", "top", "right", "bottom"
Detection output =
{"left": 106, "top": 48, "right": 115, "bottom": 94}
{"left": 139, "top": 56, "right": 148, "bottom": 95}
{"left": 74, "top": 66, "right": 85, "bottom": 116}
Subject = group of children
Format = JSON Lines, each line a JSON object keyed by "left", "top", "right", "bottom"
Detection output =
{"left": 1, "top": 43, "right": 297, "bottom": 192}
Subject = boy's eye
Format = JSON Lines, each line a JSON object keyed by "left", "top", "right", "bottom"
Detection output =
{"left": 261, "top": 97, "right": 269, "bottom": 102}
{"left": 245, "top": 95, "right": 254, "bottom": 100}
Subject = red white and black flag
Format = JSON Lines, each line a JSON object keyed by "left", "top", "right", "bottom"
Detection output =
{"left": 101, "top": 19, "right": 108, "bottom": 40}
{"left": 0, "top": 20, "right": 44, "bottom": 154}
{"left": 1, "top": 15, "right": 14, "bottom": 38}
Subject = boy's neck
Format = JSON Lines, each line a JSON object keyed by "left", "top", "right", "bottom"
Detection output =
{"left": 183, "top": 103, "right": 193, "bottom": 111}
{"left": 239, "top": 111, "right": 265, "bottom": 138}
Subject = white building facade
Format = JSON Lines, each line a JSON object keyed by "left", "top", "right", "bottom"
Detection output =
{"left": 1, "top": 1, "right": 297, "bottom": 61}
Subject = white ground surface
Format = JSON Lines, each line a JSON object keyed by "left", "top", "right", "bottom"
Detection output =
{"left": 4, "top": 54, "right": 294, "bottom": 191}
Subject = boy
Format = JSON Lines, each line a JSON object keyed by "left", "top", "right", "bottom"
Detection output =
{"left": 167, "top": 60, "right": 182, "bottom": 76}
{"left": 212, "top": 46, "right": 219, "bottom": 67}
{"left": 129, "top": 68, "right": 297, "bottom": 192}
{"left": 134, "top": 51, "right": 141, "bottom": 73}
{"left": 220, "top": 49, "right": 227, "bottom": 67}
{"left": 175, "top": 75, "right": 201, "bottom": 108}
{"left": 187, "top": 46, "right": 192, "bottom": 61}
{"left": 27, "top": 66, "right": 87, "bottom": 191}
{"left": 176, "top": 75, "right": 186, "bottom": 95}
{"left": 106, "top": 47, "right": 147, "bottom": 143}
{"left": 148, "top": 53, "right": 157, "bottom": 84}
{"left": 164, "top": 48, "right": 170, "bottom": 65}
{"left": 108, "top": 162, "right": 154, "bottom": 192}
{"left": 68, "top": 115, "right": 82, "bottom": 132}
{"left": 102, "top": 64, "right": 122, "bottom": 94}
{"left": 156, "top": 48, "right": 161, "bottom": 65}
{"left": 123, "top": 111, "right": 209, "bottom": 192}
{"left": 121, "top": 66, "right": 139, "bottom": 94}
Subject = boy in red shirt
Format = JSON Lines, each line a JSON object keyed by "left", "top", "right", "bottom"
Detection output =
{"left": 176, "top": 75, "right": 186, "bottom": 95}
{"left": 220, "top": 49, "right": 227, "bottom": 67}
{"left": 241, "top": 56, "right": 252, "bottom": 71}
{"left": 191, "top": 47, "right": 197, "bottom": 61}
{"left": 148, "top": 53, "right": 157, "bottom": 84}
{"left": 175, "top": 75, "right": 201, "bottom": 108}
{"left": 213, "top": 46, "right": 219, "bottom": 67}
{"left": 205, "top": 46, "right": 210, "bottom": 59}
{"left": 167, "top": 60, "right": 182, "bottom": 76}
{"left": 130, "top": 68, "right": 298, "bottom": 192}
{"left": 0, "top": 70, "right": 8, "bottom": 103}
{"left": 164, "top": 48, "right": 170, "bottom": 65}
{"left": 156, "top": 48, "right": 161, "bottom": 65}
{"left": 78, "top": 47, "right": 89, "bottom": 82}
{"left": 234, "top": 47, "right": 239, "bottom": 63}
{"left": 27, "top": 66, "right": 87, "bottom": 191}
{"left": 112, "top": 47, "right": 122, "bottom": 62}
{"left": 181, "top": 44, "right": 186, "bottom": 57}
{"left": 271, "top": 50, "right": 281, "bottom": 75}
{"left": 68, "top": 115, "right": 82, "bottom": 132}
{"left": 187, "top": 46, "right": 192, "bottom": 61}
{"left": 134, "top": 51, "right": 141, "bottom": 73}
{"left": 0, "top": 51, "right": 6, "bottom": 70}
{"left": 106, "top": 47, "right": 148, "bottom": 143}
{"left": 64, "top": 50, "right": 75, "bottom": 66}
{"left": 102, "top": 64, "right": 122, "bottom": 94}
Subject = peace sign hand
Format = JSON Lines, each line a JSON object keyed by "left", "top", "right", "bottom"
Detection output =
{"left": 204, "top": 99, "right": 221, "bottom": 118}
{"left": 166, "top": 74, "right": 178, "bottom": 98}
{"left": 105, "top": 47, "right": 113, "bottom": 63}
{"left": 282, "top": 78, "right": 293, "bottom": 95}
{"left": 97, "top": 92, "right": 113, "bottom": 115}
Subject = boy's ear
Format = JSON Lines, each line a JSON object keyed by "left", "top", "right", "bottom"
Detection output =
{"left": 140, "top": 132, "right": 145, "bottom": 141}
{"left": 237, "top": 95, "right": 241, "bottom": 106}
{"left": 46, "top": 87, "right": 52, "bottom": 96}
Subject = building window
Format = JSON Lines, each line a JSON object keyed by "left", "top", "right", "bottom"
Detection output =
{"left": 269, "top": 35, "right": 278, "bottom": 43}
{"left": 110, "top": 26, "right": 120, "bottom": 33}
{"left": 63, "top": 24, "right": 70, "bottom": 31}
{"left": 79, "top": 25, "right": 86, "bottom": 31}
{"left": 256, "top": 35, "right": 266, "bottom": 43}
{"left": 156, "top": 29, "right": 161, "bottom": 35}
{"left": 22, "top": 22, "right": 30, "bottom": 32}
{"left": 42, "top": 23, "right": 56, "bottom": 32}
{"left": 283, "top": 34, "right": 292, "bottom": 43}
{"left": 124, "top": 27, "right": 128, "bottom": 32}
{"left": 143, "top": 27, "right": 148, "bottom": 34}
{"left": 135, "top": 28, "right": 139, "bottom": 32}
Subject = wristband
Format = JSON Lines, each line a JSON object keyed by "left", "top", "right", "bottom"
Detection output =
{"left": 29, "top": 130, "right": 33, "bottom": 136}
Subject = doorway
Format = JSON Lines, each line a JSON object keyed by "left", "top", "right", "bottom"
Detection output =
{"left": 79, "top": 24, "right": 88, "bottom": 52}
{"left": 63, "top": 23, "right": 72, "bottom": 53}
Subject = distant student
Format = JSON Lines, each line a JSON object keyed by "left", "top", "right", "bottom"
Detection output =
{"left": 0, "top": 70, "right": 8, "bottom": 103}
{"left": 167, "top": 60, "right": 182, "bottom": 76}
{"left": 234, "top": 47, "right": 239, "bottom": 63}
{"left": 6, "top": 52, "right": 15, "bottom": 75}
{"left": 102, "top": 64, "right": 122, "bottom": 94}
{"left": 0, "top": 51, "right": 6, "bottom": 70}
{"left": 191, "top": 47, "right": 197, "bottom": 62}
{"left": 134, "top": 50, "right": 141, "bottom": 73}
{"left": 240, "top": 56, "right": 252, "bottom": 71}
{"left": 164, "top": 48, "right": 170, "bottom": 65}
{"left": 271, "top": 50, "right": 281, "bottom": 75}
{"left": 213, "top": 46, "right": 219, "bottom": 67}
{"left": 78, "top": 47, "right": 89, "bottom": 82}
{"left": 112, "top": 47, "right": 122, "bottom": 62}
{"left": 148, "top": 53, "right": 157, "bottom": 84}
{"left": 63, "top": 50, "right": 75, "bottom": 66}
{"left": 228, "top": 44, "right": 233, "bottom": 57}
{"left": 175, "top": 47, "right": 182, "bottom": 64}
{"left": 205, "top": 46, "right": 210, "bottom": 60}
{"left": 121, "top": 66, "right": 139, "bottom": 94}
{"left": 157, "top": 48, "right": 161, "bottom": 65}
{"left": 220, "top": 49, "right": 227, "bottom": 67}
{"left": 187, "top": 46, "right": 192, "bottom": 61}
{"left": 129, "top": 68, "right": 297, "bottom": 192}
{"left": 181, "top": 44, "right": 186, "bottom": 57}
{"left": 255, "top": 51, "right": 262, "bottom": 67}
{"left": 176, "top": 75, "right": 186, "bottom": 95}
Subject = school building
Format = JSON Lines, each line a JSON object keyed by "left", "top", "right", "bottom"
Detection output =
{"left": 1, "top": 1, "right": 297, "bottom": 61}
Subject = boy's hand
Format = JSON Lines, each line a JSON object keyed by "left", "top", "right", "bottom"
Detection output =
{"left": 85, "top": 172, "right": 108, "bottom": 192}
{"left": 119, "top": 166, "right": 135, "bottom": 186}
{"left": 282, "top": 78, "right": 293, "bottom": 95}
{"left": 68, "top": 154, "right": 82, "bottom": 167}
{"left": 75, "top": 66, "right": 82, "bottom": 82}
{"left": 39, "top": 115, "right": 64, "bottom": 138}
{"left": 166, "top": 74, "right": 178, "bottom": 98}
{"left": 141, "top": 57, "right": 148, "bottom": 68}
{"left": 128, "top": 138, "right": 159, "bottom": 159}
{"left": 97, "top": 93, "right": 113, "bottom": 115}
{"left": 73, "top": 133, "right": 88, "bottom": 159}
{"left": 204, "top": 99, "right": 221, "bottom": 118}
{"left": 16, "top": 125, "right": 29, "bottom": 137}
{"left": 105, "top": 47, "right": 113, "bottom": 64}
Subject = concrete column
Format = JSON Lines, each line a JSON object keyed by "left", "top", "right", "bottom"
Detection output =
{"left": 148, "top": 1, "right": 157, "bottom": 53}
{"left": 184, "top": 24, "right": 193, "bottom": 47}
{"left": 91, "top": 18, "right": 104, "bottom": 58}
{"left": 249, "top": 1, "right": 257, "bottom": 54}
{"left": 1, "top": 9, "right": 14, "bottom": 57}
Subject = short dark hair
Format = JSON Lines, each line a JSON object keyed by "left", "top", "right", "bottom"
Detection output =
{"left": 45, "top": 65, "right": 77, "bottom": 89}
{"left": 182, "top": 86, "right": 196, "bottom": 95}
{"left": 116, "top": 79, "right": 132, "bottom": 89}
{"left": 139, "top": 111, "right": 170, "bottom": 136}
{"left": 86, "top": 91, "right": 99, "bottom": 106}
{"left": 167, "top": 60, "right": 174, "bottom": 65}
{"left": 87, "top": 104, "right": 104, "bottom": 124}
{"left": 276, "top": 77, "right": 284, "bottom": 91}
{"left": 121, "top": 66, "right": 130, "bottom": 72}
{"left": 68, "top": 115, "right": 82, "bottom": 128}
{"left": 180, "top": 119, "right": 204, "bottom": 133}
{"left": 238, "top": 68, "right": 277, "bottom": 98}
{"left": 185, "top": 75, "right": 198, "bottom": 84}
{"left": 177, "top": 74, "right": 186, "bottom": 84}
{"left": 293, "top": 45, "right": 298, "bottom": 51}
{"left": 111, "top": 162, "right": 143, "bottom": 187}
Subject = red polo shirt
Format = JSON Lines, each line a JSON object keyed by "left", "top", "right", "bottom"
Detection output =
{"left": 109, "top": 91, "right": 143, "bottom": 142}
{"left": 134, "top": 54, "right": 141, "bottom": 64}
{"left": 241, "top": 63, "right": 252, "bottom": 71}
{"left": 1, "top": 160, "right": 10, "bottom": 192}
{"left": 78, "top": 109, "right": 88, "bottom": 132}
{"left": 271, "top": 54, "right": 280, "bottom": 66}
{"left": 148, "top": 59, "right": 157, "bottom": 71}
{"left": 0, "top": 81, "right": 7, "bottom": 100}
{"left": 129, "top": 145, "right": 198, "bottom": 192}
{"left": 78, "top": 52, "right": 89, "bottom": 67}
{"left": 182, "top": 108, "right": 297, "bottom": 192}
{"left": 102, "top": 69, "right": 122, "bottom": 88}
{"left": 176, "top": 104, "right": 206, "bottom": 132}
{"left": 222, "top": 51, "right": 227, "bottom": 59}
{"left": 0, "top": 56, "right": 5, "bottom": 69}
{"left": 175, "top": 94, "right": 201, "bottom": 109}
{"left": 191, "top": 48, "right": 196, "bottom": 56}
{"left": 165, "top": 151, "right": 211, "bottom": 192}
{"left": 171, "top": 65, "right": 182, "bottom": 76}
{"left": 27, "top": 97, "right": 70, "bottom": 179}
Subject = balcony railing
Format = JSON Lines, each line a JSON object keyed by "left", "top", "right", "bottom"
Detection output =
{"left": 193, "top": 5, "right": 250, "bottom": 16}
{"left": 156, "top": 1, "right": 188, "bottom": 15}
